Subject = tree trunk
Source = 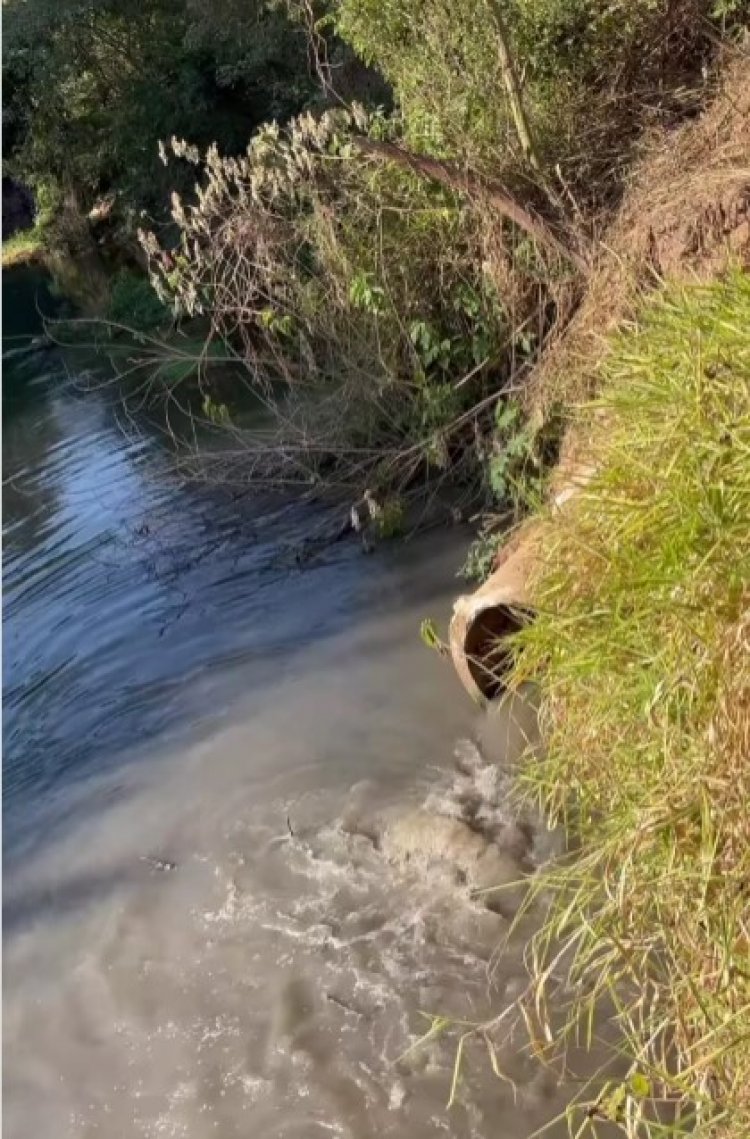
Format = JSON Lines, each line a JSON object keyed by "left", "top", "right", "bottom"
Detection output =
{"left": 351, "top": 137, "right": 588, "bottom": 273}
{"left": 485, "top": 0, "right": 541, "bottom": 172}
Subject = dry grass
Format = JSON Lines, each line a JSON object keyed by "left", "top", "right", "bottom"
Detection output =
{"left": 527, "top": 48, "right": 750, "bottom": 424}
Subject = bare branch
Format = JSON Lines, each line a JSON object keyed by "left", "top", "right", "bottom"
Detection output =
{"left": 351, "top": 137, "right": 589, "bottom": 273}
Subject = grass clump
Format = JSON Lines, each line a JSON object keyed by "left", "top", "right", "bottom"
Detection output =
{"left": 2, "top": 182, "right": 60, "bottom": 268}
{"left": 510, "top": 270, "right": 750, "bottom": 1136}
{"left": 2, "top": 226, "right": 45, "bottom": 268}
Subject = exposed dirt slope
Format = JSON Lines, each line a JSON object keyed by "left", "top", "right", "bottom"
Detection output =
{"left": 531, "top": 50, "right": 750, "bottom": 421}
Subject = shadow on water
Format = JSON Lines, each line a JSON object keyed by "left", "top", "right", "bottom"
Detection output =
{"left": 2, "top": 262, "right": 63, "bottom": 338}
{"left": 3, "top": 863, "right": 140, "bottom": 936}
{"left": 2, "top": 264, "right": 67, "bottom": 420}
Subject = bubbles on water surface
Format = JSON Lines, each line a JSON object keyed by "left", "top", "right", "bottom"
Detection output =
{"left": 4, "top": 699, "right": 579, "bottom": 1139}
{"left": 130, "top": 728, "right": 560, "bottom": 1139}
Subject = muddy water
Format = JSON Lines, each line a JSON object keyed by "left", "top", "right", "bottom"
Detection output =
{"left": 4, "top": 268, "right": 594, "bottom": 1138}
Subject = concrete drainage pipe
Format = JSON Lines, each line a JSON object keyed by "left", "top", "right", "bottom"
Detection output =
{"left": 450, "top": 460, "right": 595, "bottom": 704}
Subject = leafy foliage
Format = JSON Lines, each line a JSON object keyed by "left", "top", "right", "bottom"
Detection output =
{"left": 107, "top": 268, "right": 170, "bottom": 331}
{"left": 4, "top": 0, "right": 740, "bottom": 519}
{"left": 333, "top": 0, "right": 723, "bottom": 192}
{"left": 459, "top": 527, "right": 506, "bottom": 582}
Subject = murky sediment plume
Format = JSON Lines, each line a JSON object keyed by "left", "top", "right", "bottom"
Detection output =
{"left": 4, "top": 266, "right": 615, "bottom": 1139}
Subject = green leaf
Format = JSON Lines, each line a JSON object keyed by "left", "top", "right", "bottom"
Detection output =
{"left": 629, "top": 1072, "right": 651, "bottom": 1099}
{"left": 420, "top": 618, "right": 448, "bottom": 657}
{"left": 494, "top": 401, "right": 521, "bottom": 432}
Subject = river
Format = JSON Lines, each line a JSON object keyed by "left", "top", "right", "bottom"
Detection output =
{"left": 3, "top": 267, "right": 599, "bottom": 1139}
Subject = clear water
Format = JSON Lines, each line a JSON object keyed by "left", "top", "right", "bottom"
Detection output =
{"left": 2, "top": 267, "right": 604, "bottom": 1139}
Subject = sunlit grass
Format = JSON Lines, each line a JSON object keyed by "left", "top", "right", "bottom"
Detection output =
{"left": 2, "top": 188, "right": 60, "bottom": 269}
{"left": 2, "top": 227, "right": 45, "bottom": 268}
{"left": 509, "top": 269, "right": 750, "bottom": 1137}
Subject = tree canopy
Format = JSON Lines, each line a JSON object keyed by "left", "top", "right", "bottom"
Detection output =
{"left": 2, "top": 0, "right": 316, "bottom": 212}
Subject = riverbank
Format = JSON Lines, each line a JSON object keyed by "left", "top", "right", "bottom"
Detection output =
{"left": 474, "top": 60, "right": 750, "bottom": 1138}
{"left": 5, "top": 5, "right": 746, "bottom": 529}
{"left": 506, "top": 270, "right": 749, "bottom": 1137}
{"left": 2, "top": 177, "right": 58, "bottom": 269}
{"left": 4, "top": 7, "right": 749, "bottom": 1133}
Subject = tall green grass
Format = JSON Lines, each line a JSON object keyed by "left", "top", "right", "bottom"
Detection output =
{"left": 510, "top": 270, "right": 750, "bottom": 1136}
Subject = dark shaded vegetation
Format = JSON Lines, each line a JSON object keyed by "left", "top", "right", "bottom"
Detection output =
{"left": 2, "top": 0, "right": 315, "bottom": 217}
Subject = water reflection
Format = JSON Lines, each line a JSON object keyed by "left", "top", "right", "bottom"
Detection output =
{"left": 2, "top": 271, "right": 470, "bottom": 863}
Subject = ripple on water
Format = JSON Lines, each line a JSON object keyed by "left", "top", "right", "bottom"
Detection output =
{"left": 3, "top": 285, "right": 612, "bottom": 1138}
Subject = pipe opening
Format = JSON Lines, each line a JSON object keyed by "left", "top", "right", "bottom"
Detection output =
{"left": 450, "top": 465, "right": 592, "bottom": 702}
{"left": 463, "top": 603, "right": 533, "bottom": 701}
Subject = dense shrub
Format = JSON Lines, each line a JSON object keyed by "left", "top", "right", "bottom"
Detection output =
{"left": 139, "top": 108, "right": 547, "bottom": 496}
{"left": 107, "top": 268, "right": 170, "bottom": 332}
{"left": 133, "top": 0, "right": 739, "bottom": 504}
{"left": 334, "top": 0, "right": 718, "bottom": 191}
{"left": 1, "top": 0, "right": 316, "bottom": 214}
